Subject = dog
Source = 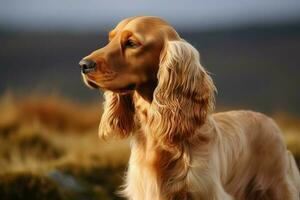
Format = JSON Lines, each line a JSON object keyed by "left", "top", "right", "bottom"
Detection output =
{"left": 79, "top": 16, "right": 300, "bottom": 200}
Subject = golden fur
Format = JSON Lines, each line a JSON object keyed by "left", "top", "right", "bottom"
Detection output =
{"left": 80, "top": 16, "right": 300, "bottom": 200}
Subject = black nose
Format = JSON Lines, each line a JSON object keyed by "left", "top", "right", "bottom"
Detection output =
{"left": 79, "top": 59, "right": 96, "bottom": 74}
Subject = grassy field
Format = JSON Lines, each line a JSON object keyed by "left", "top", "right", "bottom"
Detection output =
{"left": 0, "top": 92, "right": 130, "bottom": 200}
{"left": 0, "top": 92, "right": 299, "bottom": 200}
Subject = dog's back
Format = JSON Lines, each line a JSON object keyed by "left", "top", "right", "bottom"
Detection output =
{"left": 212, "top": 110, "right": 300, "bottom": 199}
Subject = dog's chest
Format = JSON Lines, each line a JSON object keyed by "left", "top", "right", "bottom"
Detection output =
{"left": 127, "top": 137, "right": 164, "bottom": 200}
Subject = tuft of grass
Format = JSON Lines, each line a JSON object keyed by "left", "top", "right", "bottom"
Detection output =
{"left": 16, "top": 132, "right": 64, "bottom": 160}
{"left": 0, "top": 92, "right": 101, "bottom": 134}
{"left": 17, "top": 94, "right": 101, "bottom": 132}
{"left": 0, "top": 93, "right": 20, "bottom": 138}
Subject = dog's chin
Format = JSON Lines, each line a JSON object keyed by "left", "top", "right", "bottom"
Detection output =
{"left": 82, "top": 73, "right": 137, "bottom": 93}
{"left": 85, "top": 79, "right": 136, "bottom": 94}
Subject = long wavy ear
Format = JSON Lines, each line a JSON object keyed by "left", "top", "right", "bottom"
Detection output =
{"left": 151, "top": 40, "right": 216, "bottom": 146}
{"left": 98, "top": 91, "right": 135, "bottom": 139}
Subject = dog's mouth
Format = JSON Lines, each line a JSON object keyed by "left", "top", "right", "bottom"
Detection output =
{"left": 81, "top": 75, "right": 100, "bottom": 89}
{"left": 83, "top": 76, "right": 136, "bottom": 93}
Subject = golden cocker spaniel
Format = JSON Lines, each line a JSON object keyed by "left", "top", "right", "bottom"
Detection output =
{"left": 79, "top": 16, "right": 300, "bottom": 200}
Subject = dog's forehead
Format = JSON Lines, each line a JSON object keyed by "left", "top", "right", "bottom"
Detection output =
{"left": 113, "top": 16, "right": 169, "bottom": 34}
{"left": 114, "top": 17, "right": 137, "bottom": 31}
{"left": 109, "top": 17, "right": 135, "bottom": 37}
{"left": 109, "top": 16, "right": 179, "bottom": 42}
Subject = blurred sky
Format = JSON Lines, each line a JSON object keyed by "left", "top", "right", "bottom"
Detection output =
{"left": 0, "top": 0, "right": 300, "bottom": 31}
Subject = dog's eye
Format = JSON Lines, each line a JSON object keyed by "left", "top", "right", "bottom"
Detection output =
{"left": 124, "top": 39, "right": 138, "bottom": 48}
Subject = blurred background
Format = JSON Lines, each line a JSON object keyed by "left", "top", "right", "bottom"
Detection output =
{"left": 0, "top": 0, "right": 300, "bottom": 199}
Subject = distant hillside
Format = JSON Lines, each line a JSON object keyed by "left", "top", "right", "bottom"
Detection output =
{"left": 0, "top": 23, "right": 300, "bottom": 114}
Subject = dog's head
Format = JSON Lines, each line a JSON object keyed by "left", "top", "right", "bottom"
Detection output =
{"left": 80, "top": 16, "right": 179, "bottom": 94}
{"left": 80, "top": 16, "right": 215, "bottom": 143}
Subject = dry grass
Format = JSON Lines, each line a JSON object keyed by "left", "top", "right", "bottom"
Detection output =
{"left": 0, "top": 92, "right": 299, "bottom": 199}
{"left": 0, "top": 92, "right": 129, "bottom": 200}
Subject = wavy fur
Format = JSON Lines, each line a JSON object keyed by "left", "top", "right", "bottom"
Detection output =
{"left": 99, "top": 91, "right": 135, "bottom": 139}
{"left": 151, "top": 40, "right": 216, "bottom": 146}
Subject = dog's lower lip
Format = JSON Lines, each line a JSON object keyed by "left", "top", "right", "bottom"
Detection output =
{"left": 87, "top": 80, "right": 99, "bottom": 88}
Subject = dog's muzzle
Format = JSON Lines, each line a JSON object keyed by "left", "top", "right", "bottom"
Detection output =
{"left": 79, "top": 59, "right": 97, "bottom": 74}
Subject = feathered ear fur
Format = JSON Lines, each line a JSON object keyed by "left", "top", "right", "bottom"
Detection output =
{"left": 151, "top": 40, "right": 216, "bottom": 146}
{"left": 98, "top": 91, "right": 135, "bottom": 139}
